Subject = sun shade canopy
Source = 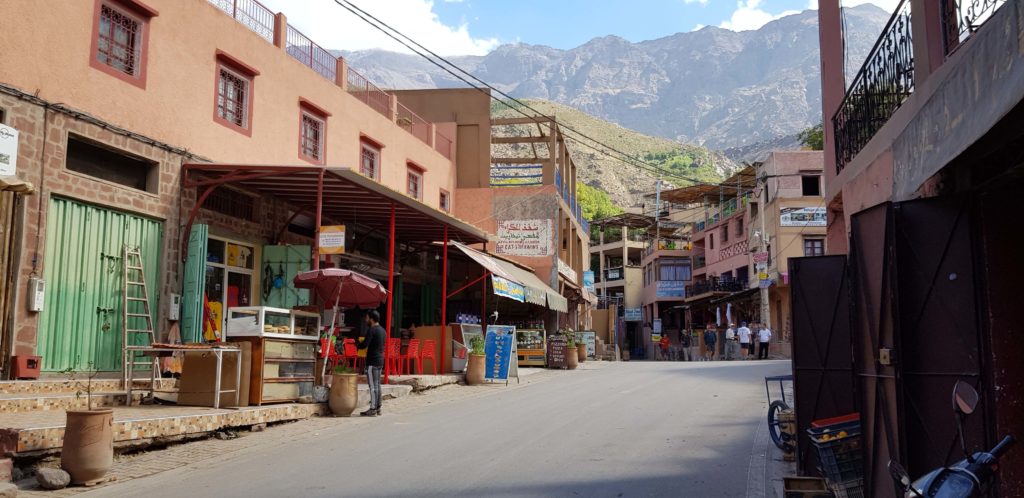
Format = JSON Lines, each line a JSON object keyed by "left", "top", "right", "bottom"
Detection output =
{"left": 293, "top": 268, "right": 387, "bottom": 308}
{"left": 183, "top": 164, "right": 489, "bottom": 245}
{"left": 451, "top": 242, "right": 567, "bottom": 312}
{"left": 659, "top": 166, "right": 757, "bottom": 205}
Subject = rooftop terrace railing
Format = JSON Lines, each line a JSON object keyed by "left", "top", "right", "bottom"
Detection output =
{"left": 285, "top": 24, "right": 337, "bottom": 81}
{"left": 942, "top": 0, "right": 1008, "bottom": 55}
{"left": 208, "top": 0, "right": 275, "bottom": 43}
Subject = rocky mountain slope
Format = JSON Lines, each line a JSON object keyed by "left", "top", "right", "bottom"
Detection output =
{"left": 342, "top": 5, "right": 889, "bottom": 151}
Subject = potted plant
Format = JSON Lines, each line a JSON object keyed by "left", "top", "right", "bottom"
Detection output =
{"left": 61, "top": 363, "right": 113, "bottom": 486}
{"left": 328, "top": 364, "right": 359, "bottom": 417}
{"left": 465, "top": 334, "right": 486, "bottom": 385}
{"left": 564, "top": 333, "right": 579, "bottom": 370}
{"left": 575, "top": 332, "right": 587, "bottom": 363}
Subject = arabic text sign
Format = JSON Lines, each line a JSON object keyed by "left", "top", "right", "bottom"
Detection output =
{"left": 656, "top": 280, "right": 685, "bottom": 298}
{"left": 496, "top": 219, "right": 552, "bottom": 256}
{"left": 780, "top": 207, "right": 826, "bottom": 227}
{"left": 491, "top": 275, "right": 525, "bottom": 302}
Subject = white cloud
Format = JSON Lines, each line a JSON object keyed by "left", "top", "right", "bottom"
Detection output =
{"left": 257, "top": 0, "right": 499, "bottom": 56}
{"left": 720, "top": 0, "right": 798, "bottom": 31}
{"left": 683, "top": 0, "right": 710, "bottom": 5}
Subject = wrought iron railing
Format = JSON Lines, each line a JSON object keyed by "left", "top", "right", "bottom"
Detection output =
{"left": 207, "top": 0, "right": 275, "bottom": 43}
{"left": 285, "top": 24, "right": 337, "bottom": 81}
{"left": 396, "top": 102, "right": 432, "bottom": 146}
{"left": 832, "top": 0, "right": 914, "bottom": 173}
{"left": 686, "top": 279, "right": 747, "bottom": 296}
{"left": 942, "top": 0, "right": 1007, "bottom": 55}
{"left": 345, "top": 68, "right": 391, "bottom": 118}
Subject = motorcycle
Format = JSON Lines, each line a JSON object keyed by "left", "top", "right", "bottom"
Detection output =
{"left": 888, "top": 381, "right": 1015, "bottom": 498}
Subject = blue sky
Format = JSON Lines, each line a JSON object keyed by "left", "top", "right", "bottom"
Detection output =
{"left": 259, "top": 0, "right": 897, "bottom": 55}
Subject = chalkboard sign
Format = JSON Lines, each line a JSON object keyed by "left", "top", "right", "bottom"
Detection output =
{"left": 547, "top": 335, "right": 568, "bottom": 369}
{"left": 485, "top": 325, "right": 515, "bottom": 383}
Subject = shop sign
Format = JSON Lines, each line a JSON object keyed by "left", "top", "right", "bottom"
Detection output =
{"left": 582, "top": 271, "right": 595, "bottom": 292}
{"left": 557, "top": 258, "right": 577, "bottom": 283}
{"left": 485, "top": 325, "right": 517, "bottom": 383}
{"left": 317, "top": 225, "right": 346, "bottom": 254}
{"left": 491, "top": 275, "right": 525, "bottom": 303}
{"left": 495, "top": 219, "right": 552, "bottom": 256}
{"left": 656, "top": 280, "right": 685, "bottom": 298}
{"left": 547, "top": 334, "right": 568, "bottom": 369}
{"left": 624, "top": 308, "right": 642, "bottom": 322}
{"left": 606, "top": 268, "right": 621, "bottom": 280}
{"left": 780, "top": 207, "right": 826, "bottom": 227}
{"left": 752, "top": 251, "right": 769, "bottom": 264}
{"left": 0, "top": 124, "right": 19, "bottom": 176}
{"left": 653, "top": 319, "right": 662, "bottom": 334}
{"left": 580, "top": 331, "right": 596, "bottom": 358}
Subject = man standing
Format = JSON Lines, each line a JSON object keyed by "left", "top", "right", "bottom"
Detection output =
{"left": 758, "top": 324, "right": 773, "bottom": 360}
{"left": 359, "top": 310, "right": 386, "bottom": 416}
{"left": 737, "top": 322, "right": 752, "bottom": 360}
{"left": 703, "top": 325, "right": 718, "bottom": 361}
{"left": 680, "top": 329, "right": 692, "bottom": 361}
{"left": 724, "top": 323, "right": 737, "bottom": 360}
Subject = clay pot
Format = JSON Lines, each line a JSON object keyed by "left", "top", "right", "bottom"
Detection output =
{"left": 577, "top": 344, "right": 587, "bottom": 363}
{"left": 567, "top": 348, "right": 579, "bottom": 370}
{"left": 466, "top": 354, "right": 486, "bottom": 385}
{"left": 328, "top": 373, "right": 359, "bottom": 417}
{"left": 61, "top": 409, "right": 113, "bottom": 485}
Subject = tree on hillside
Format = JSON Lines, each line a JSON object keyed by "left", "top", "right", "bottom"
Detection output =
{"left": 798, "top": 124, "right": 824, "bottom": 150}
{"left": 576, "top": 182, "right": 623, "bottom": 221}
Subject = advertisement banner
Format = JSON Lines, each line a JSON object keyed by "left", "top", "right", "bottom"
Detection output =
{"left": 491, "top": 275, "right": 525, "bottom": 303}
{"left": 780, "top": 207, "right": 826, "bottom": 227}
{"left": 583, "top": 271, "right": 595, "bottom": 292}
{"left": 557, "top": 258, "right": 577, "bottom": 283}
{"left": 0, "top": 124, "right": 18, "bottom": 176}
{"left": 485, "top": 325, "right": 516, "bottom": 382}
{"left": 656, "top": 280, "right": 685, "bottom": 298}
{"left": 496, "top": 219, "right": 552, "bottom": 256}
{"left": 624, "top": 308, "right": 642, "bottom": 322}
{"left": 752, "top": 252, "right": 770, "bottom": 264}
{"left": 317, "top": 225, "right": 346, "bottom": 254}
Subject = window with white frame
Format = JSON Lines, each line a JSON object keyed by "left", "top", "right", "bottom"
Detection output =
{"left": 407, "top": 164, "right": 423, "bottom": 200}
{"left": 360, "top": 142, "right": 380, "bottom": 179}
{"left": 300, "top": 111, "right": 325, "bottom": 163}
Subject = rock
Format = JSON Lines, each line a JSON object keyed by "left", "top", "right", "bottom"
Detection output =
{"left": 35, "top": 468, "right": 70, "bottom": 490}
{"left": 250, "top": 423, "right": 266, "bottom": 433}
{"left": 0, "top": 482, "right": 17, "bottom": 497}
{"left": 10, "top": 467, "right": 23, "bottom": 482}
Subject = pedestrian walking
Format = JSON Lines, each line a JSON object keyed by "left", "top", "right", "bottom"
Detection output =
{"left": 359, "top": 310, "right": 386, "bottom": 416}
{"left": 757, "top": 324, "right": 772, "bottom": 360}
{"left": 737, "top": 321, "right": 752, "bottom": 360}
{"left": 659, "top": 334, "right": 670, "bottom": 361}
{"left": 680, "top": 329, "right": 692, "bottom": 361}
{"left": 703, "top": 325, "right": 718, "bottom": 361}
{"left": 725, "top": 323, "right": 738, "bottom": 360}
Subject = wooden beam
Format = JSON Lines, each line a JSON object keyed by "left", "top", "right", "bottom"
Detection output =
{"left": 491, "top": 116, "right": 556, "bottom": 126}
{"left": 491, "top": 157, "right": 549, "bottom": 165}
{"left": 491, "top": 136, "right": 550, "bottom": 144}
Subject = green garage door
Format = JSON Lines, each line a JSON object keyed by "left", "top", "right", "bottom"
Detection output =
{"left": 38, "top": 197, "right": 163, "bottom": 372}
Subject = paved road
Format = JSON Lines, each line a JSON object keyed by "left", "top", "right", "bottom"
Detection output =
{"left": 87, "top": 360, "right": 789, "bottom": 498}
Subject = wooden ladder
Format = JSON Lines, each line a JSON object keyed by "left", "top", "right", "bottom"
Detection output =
{"left": 122, "top": 245, "right": 158, "bottom": 391}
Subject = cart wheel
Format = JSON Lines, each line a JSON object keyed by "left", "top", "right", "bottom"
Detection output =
{"left": 767, "top": 399, "right": 790, "bottom": 450}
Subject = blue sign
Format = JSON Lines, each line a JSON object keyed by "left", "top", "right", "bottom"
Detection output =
{"left": 485, "top": 325, "right": 516, "bottom": 381}
{"left": 656, "top": 280, "right": 685, "bottom": 298}
{"left": 583, "top": 271, "right": 595, "bottom": 292}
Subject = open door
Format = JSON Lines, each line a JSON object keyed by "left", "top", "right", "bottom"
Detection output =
{"left": 181, "top": 224, "right": 208, "bottom": 344}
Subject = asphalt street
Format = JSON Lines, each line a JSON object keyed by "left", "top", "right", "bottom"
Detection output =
{"left": 86, "top": 360, "right": 790, "bottom": 498}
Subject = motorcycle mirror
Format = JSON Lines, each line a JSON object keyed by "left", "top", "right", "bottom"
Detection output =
{"left": 953, "top": 381, "right": 979, "bottom": 415}
{"left": 887, "top": 460, "right": 911, "bottom": 488}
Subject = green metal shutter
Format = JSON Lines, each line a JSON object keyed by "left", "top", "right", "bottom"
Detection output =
{"left": 38, "top": 197, "right": 163, "bottom": 372}
{"left": 180, "top": 224, "right": 209, "bottom": 344}
{"left": 260, "top": 245, "right": 310, "bottom": 308}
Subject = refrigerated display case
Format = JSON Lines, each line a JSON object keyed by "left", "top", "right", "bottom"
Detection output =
{"left": 225, "top": 306, "right": 321, "bottom": 341}
{"left": 515, "top": 329, "right": 547, "bottom": 367}
{"left": 223, "top": 306, "right": 320, "bottom": 405}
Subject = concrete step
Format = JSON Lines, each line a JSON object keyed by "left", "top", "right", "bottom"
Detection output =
{"left": 0, "top": 378, "right": 176, "bottom": 395}
{"left": 0, "top": 391, "right": 148, "bottom": 414}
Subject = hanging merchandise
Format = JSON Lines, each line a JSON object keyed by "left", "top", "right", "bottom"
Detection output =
{"left": 274, "top": 263, "right": 286, "bottom": 289}
{"left": 716, "top": 306, "right": 722, "bottom": 326}
{"left": 262, "top": 262, "right": 274, "bottom": 301}
{"left": 726, "top": 303, "right": 733, "bottom": 325}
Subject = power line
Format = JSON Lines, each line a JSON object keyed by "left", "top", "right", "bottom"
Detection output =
{"left": 332, "top": 0, "right": 732, "bottom": 189}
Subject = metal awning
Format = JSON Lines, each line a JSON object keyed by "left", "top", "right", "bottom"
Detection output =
{"left": 0, "top": 175, "right": 34, "bottom": 194}
{"left": 659, "top": 165, "right": 757, "bottom": 205}
{"left": 182, "top": 164, "right": 488, "bottom": 245}
{"left": 709, "top": 287, "right": 760, "bottom": 305}
{"left": 450, "top": 242, "right": 525, "bottom": 303}
{"left": 496, "top": 260, "right": 567, "bottom": 312}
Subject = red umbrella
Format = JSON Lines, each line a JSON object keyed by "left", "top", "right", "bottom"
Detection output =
{"left": 293, "top": 269, "right": 387, "bottom": 309}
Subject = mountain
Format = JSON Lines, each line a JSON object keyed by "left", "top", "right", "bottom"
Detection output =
{"left": 490, "top": 99, "right": 736, "bottom": 207}
{"left": 341, "top": 5, "right": 889, "bottom": 151}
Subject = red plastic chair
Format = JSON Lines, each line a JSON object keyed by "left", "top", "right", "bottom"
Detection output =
{"left": 402, "top": 339, "right": 422, "bottom": 375}
{"left": 319, "top": 337, "right": 343, "bottom": 370}
{"left": 341, "top": 338, "right": 361, "bottom": 371}
{"left": 386, "top": 338, "right": 402, "bottom": 375}
{"left": 420, "top": 339, "right": 438, "bottom": 375}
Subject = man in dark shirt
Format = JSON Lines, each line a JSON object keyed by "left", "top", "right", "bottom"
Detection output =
{"left": 359, "top": 310, "right": 386, "bottom": 417}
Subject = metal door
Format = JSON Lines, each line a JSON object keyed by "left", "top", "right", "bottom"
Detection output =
{"left": 849, "top": 203, "right": 900, "bottom": 498}
{"left": 37, "top": 197, "right": 163, "bottom": 371}
{"left": 892, "top": 197, "right": 986, "bottom": 478}
{"left": 789, "top": 255, "right": 856, "bottom": 476}
{"left": 0, "top": 191, "right": 16, "bottom": 374}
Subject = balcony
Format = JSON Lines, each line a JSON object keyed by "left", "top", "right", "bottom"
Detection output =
{"left": 686, "top": 279, "right": 748, "bottom": 297}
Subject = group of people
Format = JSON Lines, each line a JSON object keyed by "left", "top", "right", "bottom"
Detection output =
{"left": 701, "top": 321, "right": 772, "bottom": 361}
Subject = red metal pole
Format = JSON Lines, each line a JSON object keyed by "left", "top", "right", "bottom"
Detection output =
{"left": 481, "top": 242, "right": 487, "bottom": 323}
{"left": 384, "top": 203, "right": 396, "bottom": 383}
{"left": 441, "top": 225, "right": 448, "bottom": 374}
{"left": 312, "top": 169, "right": 325, "bottom": 270}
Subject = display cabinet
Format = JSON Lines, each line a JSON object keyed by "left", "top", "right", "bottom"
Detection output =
{"left": 224, "top": 307, "right": 319, "bottom": 405}
{"left": 225, "top": 306, "right": 320, "bottom": 341}
{"left": 515, "top": 329, "right": 547, "bottom": 367}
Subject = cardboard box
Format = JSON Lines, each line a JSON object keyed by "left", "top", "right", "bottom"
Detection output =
{"left": 177, "top": 343, "right": 251, "bottom": 408}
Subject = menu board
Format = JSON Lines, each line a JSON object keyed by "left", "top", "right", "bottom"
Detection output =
{"left": 580, "top": 331, "right": 597, "bottom": 358}
{"left": 547, "top": 335, "right": 568, "bottom": 369}
{"left": 485, "top": 325, "right": 516, "bottom": 382}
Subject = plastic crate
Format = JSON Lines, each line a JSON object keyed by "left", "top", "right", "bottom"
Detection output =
{"left": 807, "top": 424, "right": 863, "bottom": 484}
{"left": 828, "top": 478, "right": 865, "bottom": 498}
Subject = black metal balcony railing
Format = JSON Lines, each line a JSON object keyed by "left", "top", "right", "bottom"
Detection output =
{"left": 686, "top": 279, "right": 747, "bottom": 296}
{"left": 942, "top": 0, "right": 1007, "bottom": 55}
{"left": 832, "top": 0, "right": 914, "bottom": 173}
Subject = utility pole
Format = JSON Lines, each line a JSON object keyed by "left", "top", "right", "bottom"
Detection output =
{"left": 757, "top": 166, "right": 771, "bottom": 331}
{"left": 654, "top": 178, "right": 662, "bottom": 249}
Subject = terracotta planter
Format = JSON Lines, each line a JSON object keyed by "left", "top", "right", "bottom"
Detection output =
{"left": 566, "top": 348, "right": 579, "bottom": 370}
{"left": 577, "top": 344, "right": 587, "bottom": 363}
{"left": 61, "top": 409, "right": 113, "bottom": 485}
{"left": 466, "top": 354, "right": 486, "bottom": 385}
{"left": 328, "top": 373, "right": 359, "bottom": 417}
